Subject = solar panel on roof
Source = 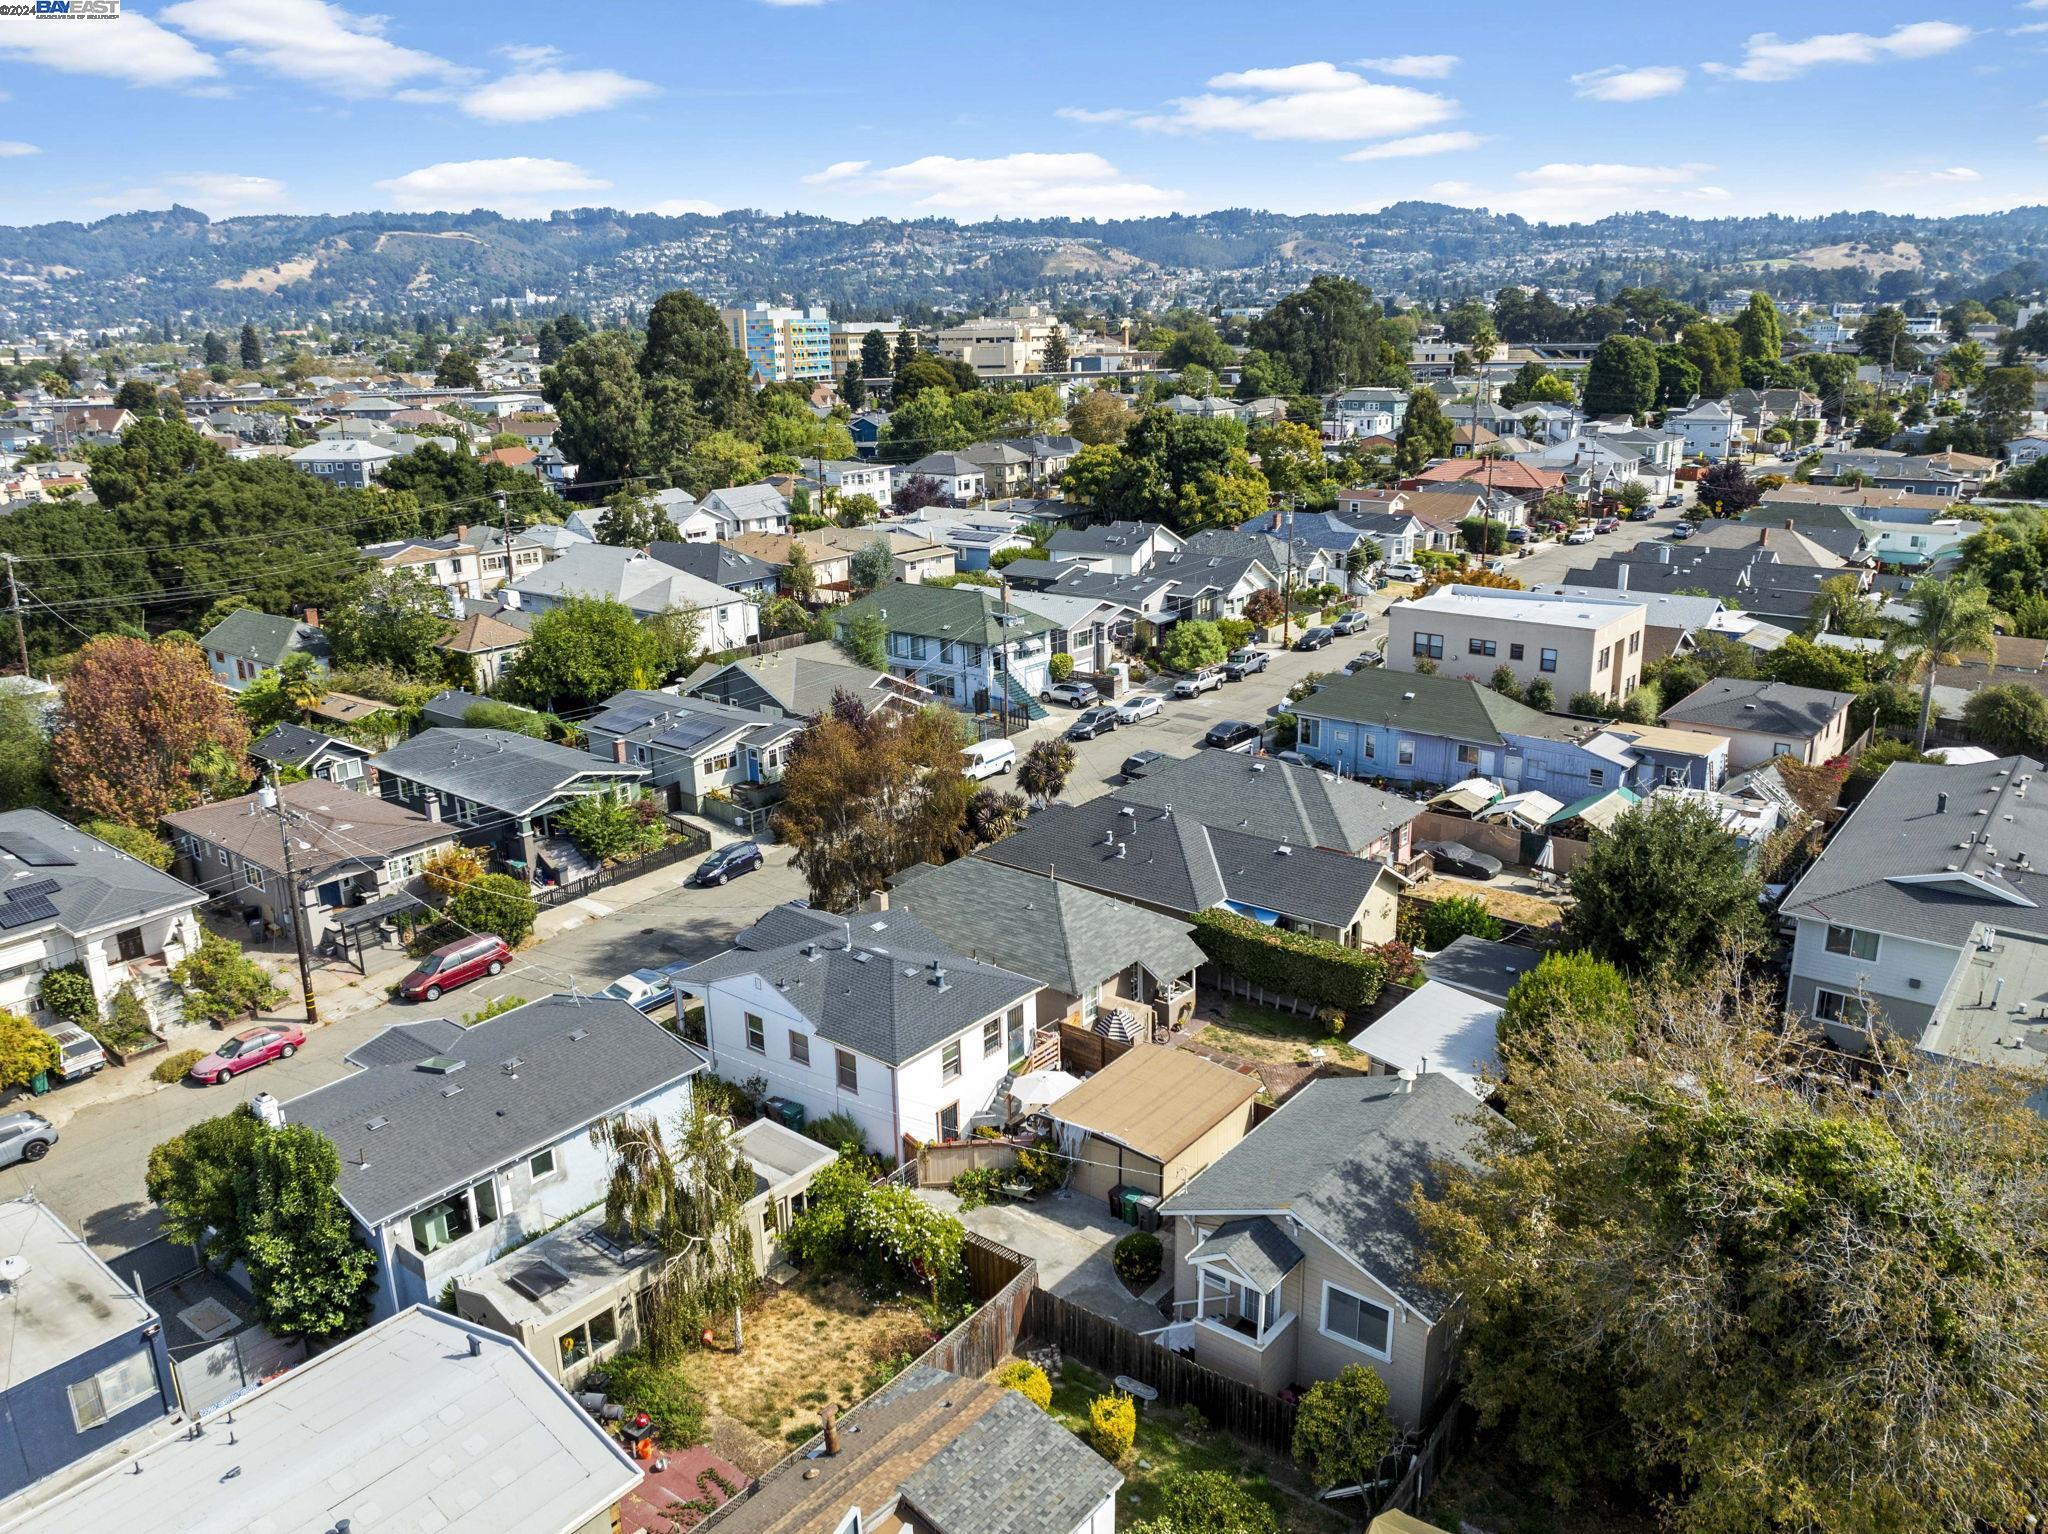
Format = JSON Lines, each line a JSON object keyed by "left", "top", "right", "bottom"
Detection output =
{"left": 0, "top": 894, "right": 57, "bottom": 929}
{"left": 507, "top": 1261, "right": 570, "bottom": 1302}
{"left": 0, "top": 832, "right": 72, "bottom": 867}
{"left": 8, "top": 879, "right": 59, "bottom": 899}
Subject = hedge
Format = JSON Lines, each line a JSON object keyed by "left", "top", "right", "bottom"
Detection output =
{"left": 1187, "top": 908, "right": 1388, "bottom": 1014}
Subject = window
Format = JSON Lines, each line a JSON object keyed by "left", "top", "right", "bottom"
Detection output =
{"left": 982, "top": 1017, "right": 1001, "bottom": 1057}
{"left": 836, "top": 1048, "right": 858, "bottom": 1093}
{"left": 745, "top": 1013, "right": 765, "bottom": 1053}
{"left": 703, "top": 751, "right": 735, "bottom": 775}
{"left": 1824, "top": 925, "right": 1880, "bottom": 961}
{"left": 1598, "top": 645, "right": 1611, "bottom": 669}
{"left": 938, "top": 1103, "right": 960, "bottom": 1141}
{"left": 1539, "top": 648, "right": 1558, "bottom": 673}
{"left": 1509, "top": 643, "right": 1525, "bottom": 661}
{"left": 1006, "top": 1004, "right": 1027, "bottom": 1064}
{"left": 941, "top": 1041, "right": 962, "bottom": 1082}
{"left": 1589, "top": 767, "right": 1605, "bottom": 786}
{"left": 68, "top": 1349, "right": 158, "bottom": 1431}
{"left": 1773, "top": 742, "right": 1796, "bottom": 758}
{"left": 1456, "top": 744, "right": 1480, "bottom": 766}
{"left": 410, "top": 1178, "right": 499, "bottom": 1253}
{"left": 529, "top": 1148, "right": 557, "bottom": 1180}
{"left": 1322, "top": 1283, "right": 1393, "bottom": 1359}
{"left": 790, "top": 1030, "right": 810, "bottom": 1065}
{"left": 557, "top": 1306, "right": 622, "bottom": 1370}
{"left": 1397, "top": 740, "right": 1415, "bottom": 765}
{"left": 1812, "top": 988, "right": 1869, "bottom": 1026}
{"left": 1629, "top": 631, "right": 1641, "bottom": 654}
{"left": 1411, "top": 631, "right": 1444, "bottom": 660}
{"left": 1363, "top": 735, "right": 1376, "bottom": 759}
{"left": 1467, "top": 637, "right": 1496, "bottom": 657}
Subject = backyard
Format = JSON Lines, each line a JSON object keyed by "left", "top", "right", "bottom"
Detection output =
{"left": 1418, "top": 1441, "right": 1657, "bottom": 1534}
{"left": 669, "top": 1275, "right": 941, "bottom": 1474}
{"left": 1036, "top": 1359, "right": 1348, "bottom": 1534}
{"left": 1406, "top": 874, "right": 1565, "bottom": 930}
{"left": 1187, "top": 1000, "right": 1362, "bottom": 1069}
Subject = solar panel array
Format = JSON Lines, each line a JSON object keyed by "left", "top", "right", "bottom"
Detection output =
{"left": 0, "top": 831, "right": 73, "bottom": 867}
{"left": 0, "top": 894, "right": 58, "bottom": 930}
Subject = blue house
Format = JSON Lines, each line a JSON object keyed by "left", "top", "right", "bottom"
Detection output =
{"left": 0, "top": 1198, "right": 175, "bottom": 1500}
{"left": 832, "top": 581, "right": 1060, "bottom": 721}
{"left": 1292, "top": 669, "right": 1643, "bottom": 803}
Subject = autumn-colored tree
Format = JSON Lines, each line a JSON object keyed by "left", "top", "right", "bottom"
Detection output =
{"left": 50, "top": 637, "right": 250, "bottom": 825}
{"left": 422, "top": 845, "right": 487, "bottom": 901}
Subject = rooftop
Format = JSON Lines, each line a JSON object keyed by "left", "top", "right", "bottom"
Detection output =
{"left": 371, "top": 727, "right": 645, "bottom": 815}
{"left": 1346, "top": 981, "right": 1501, "bottom": 1100}
{"left": 1659, "top": 676, "right": 1856, "bottom": 737}
{"left": 0, "top": 809, "right": 204, "bottom": 941}
{"left": 1397, "top": 584, "right": 1643, "bottom": 630}
{"left": 1420, "top": 935, "right": 1543, "bottom": 1003}
{"left": 1109, "top": 749, "right": 1420, "bottom": 856}
{"left": 1047, "top": 1045, "right": 1258, "bottom": 1161}
{"left": 165, "top": 780, "right": 449, "bottom": 884}
{"left": 0, "top": 1198, "right": 156, "bottom": 1391}
{"left": 1294, "top": 668, "right": 1591, "bottom": 749}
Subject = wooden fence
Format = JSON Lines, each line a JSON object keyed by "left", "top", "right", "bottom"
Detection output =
{"left": 920, "top": 1233, "right": 1038, "bottom": 1379}
{"left": 916, "top": 1138, "right": 1024, "bottom": 1188}
{"left": 1059, "top": 1021, "right": 1135, "bottom": 1075}
{"left": 1411, "top": 810, "right": 1526, "bottom": 867}
{"left": 1023, "top": 1289, "right": 1300, "bottom": 1455}
{"left": 1374, "top": 1400, "right": 1468, "bottom": 1517}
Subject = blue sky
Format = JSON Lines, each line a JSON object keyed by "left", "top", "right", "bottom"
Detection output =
{"left": 1, "top": 1, "right": 2045, "bottom": 227}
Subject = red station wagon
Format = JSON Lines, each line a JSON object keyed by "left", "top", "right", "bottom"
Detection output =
{"left": 400, "top": 934, "right": 511, "bottom": 1002}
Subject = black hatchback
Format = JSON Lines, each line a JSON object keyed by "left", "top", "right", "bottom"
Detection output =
{"left": 690, "top": 840, "right": 764, "bottom": 886}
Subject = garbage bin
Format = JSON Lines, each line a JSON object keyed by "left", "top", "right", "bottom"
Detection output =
{"left": 29, "top": 1070, "right": 48, "bottom": 1096}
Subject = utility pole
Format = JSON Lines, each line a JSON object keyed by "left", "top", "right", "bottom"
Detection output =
{"left": 1279, "top": 497, "right": 1297, "bottom": 649}
{"left": 262, "top": 772, "right": 321, "bottom": 1029}
{"left": 495, "top": 492, "right": 513, "bottom": 587}
{"left": 3, "top": 555, "right": 27, "bottom": 677}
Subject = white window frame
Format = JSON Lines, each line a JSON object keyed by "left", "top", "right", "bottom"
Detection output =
{"left": 1824, "top": 924, "right": 1879, "bottom": 961}
{"left": 1320, "top": 1279, "right": 1393, "bottom": 1361}
{"left": 529, "top": 1147, "right": 559, "bottom": 1180}
{"left": 941, "top": 1040, "right": 962, "bottom": 1082}
{"left": 68, "top": 1348, "right": 158, "bottom": 1432}
{"left": 745, "top": 1012, "right": 766, "bottom": 1054}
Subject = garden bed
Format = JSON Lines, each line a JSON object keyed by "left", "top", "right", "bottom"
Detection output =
{"left": 667, "top": 1276, "right": 939, "bottom": 1475}
{"left": 1035, "top": 1359, "right": 1347, "bottom": 1534}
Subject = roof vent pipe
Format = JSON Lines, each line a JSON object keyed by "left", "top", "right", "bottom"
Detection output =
{"left": 1938, "top": 792, "right": 1949, "bottom": 814}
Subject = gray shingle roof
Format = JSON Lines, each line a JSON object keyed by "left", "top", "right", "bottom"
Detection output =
{"left": 833, "top": 582, "right": 1057, "bottom": 646}
{"left": 249, "top": 721, "right": 368, "bottom": 770}
{"left": 888, "top": 858, "right": 1204, "bottom": 997}
{"left": 975, "top": 800, "right": 1389, "bottom": 929}
{"left": 370, "top": 728, "right": 645, "bottom": 815}
{"left": 1188, "top": 1215, "right": 1305, "bottom": 1290}
{"left": 1161, "top": 1072, "right": 1497, "bottom": 1317}
{"left": 1658, "top": 676, "right": 1855, "bottom": 737}
{"left": 287, "top": 995, "right": 704, "bottom": 1226}
{"left": 200, "top": 609, "right": 332, "bottom": 669}
{"left": 1422, "top": 935, "right": 1542, "bottom": 1002}
{"left": 1780, "top": 755, "right": 2048, "bottom": 949}
{"left": 1109, "top": 751, "right": 1419, "bottom": 856}
{"left": 165, "top": 780, "right": 450, "bottom": 885}
{"left": 647, "top": 540, "right": 777, "bottom": 589}
{"left": 677, "top": 907, "right": 1040, "bottom": 1067}
{"left": 0, "top": 808, "right": 203, "bottom": 938}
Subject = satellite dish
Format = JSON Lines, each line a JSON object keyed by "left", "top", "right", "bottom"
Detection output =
{"left": 0, "top": 1256, "right": 30, "bottom": 1285}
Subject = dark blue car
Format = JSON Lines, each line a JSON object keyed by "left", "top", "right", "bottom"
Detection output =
{"left": 690, "top": 840, "right": 764, "bottom": 886}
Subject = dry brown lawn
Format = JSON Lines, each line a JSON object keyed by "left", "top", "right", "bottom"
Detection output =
{"left": 673, "top": 1276, "right": 937, "bottom": 1474}
{"left": 1408, "top": 875, "right": 1564, "bottom": 929}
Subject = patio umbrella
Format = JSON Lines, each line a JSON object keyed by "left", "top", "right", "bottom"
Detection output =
{"left": 1010, "top": 1069, "right": 1080, "bottom": 1112}
{"left": 1534, "top": 837, "right": 1556, "bottom": 872}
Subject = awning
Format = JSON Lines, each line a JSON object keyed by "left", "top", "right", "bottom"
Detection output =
{"left": 333, "top": 890, "right": 428, "bottom": 930}
{"left": 1222, "top": 901, "right": 1281, "bottom": 926}
{"left": 1428, "top": 777, "right": 1502, "bottom": 817}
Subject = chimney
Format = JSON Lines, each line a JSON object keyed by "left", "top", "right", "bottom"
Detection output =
{"left": 612, "top": 737, "right": 628, "bottom": 764}
{"left": 1758, "top": 528, "right": 1768, "bottom": 546}
{"left": 1784, "top": 519, "right": 1794, "bottom": 531}
{"left": 1617, "top": 565, "right": 1628, "bottom": 593}
{"left": 822, "top": 1406, "right": 841, "bottom": 1456}
{"left": 303, "top": 607, "right": 320, "bottom": 627}
{"left": 425, "top": 791, "right": 442, "bottom": 823}
{"left": 869, "top": 889, "right": 890, "bottom": 912}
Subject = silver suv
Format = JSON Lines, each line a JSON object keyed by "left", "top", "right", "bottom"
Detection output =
{"left": 0, "top": 1111, "right": 56, "bottom": 1168}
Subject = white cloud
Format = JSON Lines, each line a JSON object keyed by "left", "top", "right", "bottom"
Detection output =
{"left": 1572, "top": 64, "right": 1687, "bottom": 101}
{"left": 1139, "top": 61, "right": 1457, "bottom": 141}
{"left": 1341, "top": 130, "right": 1489, "bottom": 161}
{"left": 645, "top": 198, "right": 722, "bottom": 216}
{"left": 2013, "top": 22, "right": 2048, "bottom": 34}
{"left": 803, "top": 151, "right": 1185, "bottom": 217}
{"left": 2038, "top": 134, "right": 2048, "bottom": 149}
{"left": 0, "top": 10, "right": 219, "bottom": 87}
{"left": 0, "top": 142, "right": 39, "bottom": 158}
{"left": 461, "top": 64, "right": 657, "bottom": 122}
{"left": 160, "top": 0, "right": 467, "bottom": 96}
{"left": 374, "top": 156, "right": 611, "bottom": 215}
{"left": 1351, "top": 54, "right": 1459, "bottom": 78}
{"left": 1057, "top": 106, "right": 1142, "bottom": 124}
{"left": 1705, "top": 22, "right": 1972, "bottom": 83}
{"left": 1878, "top": 165, "right": 1983, "bottom": 185}
{"left": 164, "top": 171, "right": 287, "bottom": 210}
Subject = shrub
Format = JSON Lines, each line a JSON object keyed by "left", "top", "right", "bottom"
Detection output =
{"left": 803, "top": 1110, "right": 867, "bottom": 1156}
{"left": 1187, "top": 908, "right": 1388, "bottom": 1015}
{"left": 94, "top": 983, "right": 155, "bottom": 1052}
{"left": 1112, "top": 1230, "right": 1163, "bottom": 1288}
{"left": 697, "top": 1072, "right": 769, "bottom": 1121}
{"left": 460, "top": 995, "right": 525, "bottom": 1026}
{"left": 993, "top": 1359, "right": 1052, "bottom": 1410}
{"left": 1014, "top": 1143, "right": 1071, "bottom": 1192}
{"left": 82, "top": 820, "right": 174, "bottom": 870}
{"left": 1499, "top": 950, "right": 1635, "bottom": 1064}
{"left": 1215, "top": 617, "right": 1253, "bottom": 652}
{"left": 440, "top": 871, "right": 536, "bottom": 947}
{"left": 1158, "top": 619, "right": 1228, "bottom": 674}
{"left": 153, "top": 1048, "right": 205, "bottom": 1083}
{"left": 782, "top": 1153, "right": 873, "bottom": 1269}
{"left": 852, "top": 1185, "right": 966, "bottom": 1303}
{"left": 172, "top": 932, "right": 287, "bottom": 1025}
{"left": 0, "top": 1010, "right": 59, "bottom": 1090}
{"left": 598, "top": 1349, "right": 707, "bottom": 1447}
{"left": 1416, "top": 893, "right": 1503, "bottom": 949}
{"left": 557, "top": 790, "right": 667, "bottom": 865}
{"left": 1149, "top": 1469, "right": 1279, "bottom": 1534}
{"left": 1086, "top": 1391, "right": 1136, "bottom": 1463}
{"left": 1567, "top": 690, "right": 1615, "bottom": 718}
{"left": 38, "top": 963, "right": 96, "bottom": 1028}
{"left": 1048, "top": 652, "right": 1075, "bottom": 683}
{"left": 951, "top": 1166, "right": 1005, "bottom": 1210}
{"left": 421, "top": 845, "right": 487, "bottom": 900}
{"left": 1292, "top": 1365, "right": 1394, "bottom": 1493}
{"left": 1524, "top": 678, "right": 1555, "bottom": 712}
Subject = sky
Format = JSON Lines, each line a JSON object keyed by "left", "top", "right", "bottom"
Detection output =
{"left": 0, "top": 1, "right": 2045, "bottom": 228}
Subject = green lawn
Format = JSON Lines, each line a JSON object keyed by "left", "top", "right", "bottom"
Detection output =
{"left": 1197, "top": 1001, "right": 1361, "bottom": 1067}
{"left": 1043, "top": 1362, "right": 1346, "bottom": 1534}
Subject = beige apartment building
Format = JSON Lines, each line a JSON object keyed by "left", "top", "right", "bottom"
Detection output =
{"left": 1388, "top": 584, "right": 1645, "bottom": 703}
{"left": 830, "top": 318, "right": 903, "bottom": 374}
{"left": 937, "top": 305, "right": 1062, "bottom": 377}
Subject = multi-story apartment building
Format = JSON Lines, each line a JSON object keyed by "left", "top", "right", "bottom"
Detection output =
{"left": 1388, "top": 584, "right": 1645, "bottom": 704}
{"left": 831, "top": 582, "right": 1058, "bottom": 716}
{"left": 829, "top": 319, "right": 903, "bottom": 375}
{"left": 721, "top": 302, "right": 833, "bottom": 382}
{"left": 937, "top": 306, "right": 1061, "bottom": 378}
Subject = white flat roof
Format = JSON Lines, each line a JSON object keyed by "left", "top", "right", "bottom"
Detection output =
{"left": 1346, "top": 981, "right": 1501, "bottom": 1100}
{"left": 1403, "top": 585, "right": 1641, "bottom": 629}
{"left": 9, "top": 1307, "right": 641, "bottom": 1534}
{"left": 0, "top": 1197, "right": 154, "bottom": 1388}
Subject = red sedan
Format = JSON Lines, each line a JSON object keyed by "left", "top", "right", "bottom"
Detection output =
{"left": 189, "top": 1024, "right": 305, "bottom": 1087}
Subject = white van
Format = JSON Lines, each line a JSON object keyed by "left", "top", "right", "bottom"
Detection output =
{"left": 961, "top": 738, "right": 1018, "bottom": 780}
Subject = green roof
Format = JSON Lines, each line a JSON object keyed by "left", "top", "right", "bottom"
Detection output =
{"left": 1295, "top": 668, "right": 1575, "bottom": 747}
{"left": 834, "top": 581, "right": 1057, "bottom": 647}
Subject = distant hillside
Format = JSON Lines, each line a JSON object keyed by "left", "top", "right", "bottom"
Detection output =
{"left": 1, "top": 202, "right": 2044, "bottom": 332}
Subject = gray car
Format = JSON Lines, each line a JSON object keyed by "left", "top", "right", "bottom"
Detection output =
{"left": 0, "top": 1111, "right": 57, "bottom": 1168}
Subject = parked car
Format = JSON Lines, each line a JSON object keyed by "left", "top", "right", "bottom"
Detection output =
{"left": 689, "top": 840, "right": 765, "bottom": 887}
{"left": 41, "top": 1024, "right": 104, "bottom": 1082}
{"left": 1120, "top": 749, "right": 1167, "bottom": 779}
{"left": 1172, "top": 669, "right": 1223, "bottom": 698}
{"left": 1041, "top": 680, "right": 1099, "bottom": 708}
{"left": 1345, "top": 649, "right": 1385, "bottom": 673}
{"left": 1565, "top": 527, "right": 1595, "bottom": 545}
{"left": 400, "top": 934, "right": 513, "bottom": 1002}
{"left": 1222, "top": 647, "right": 1268, "bottom": 680}
{"left": 1422, "top": 840, "right": 1504, "bottom": 881}
{"left": 1294, "top": 626, "right": 1335, "bottom": 652}
{"left": 1384, "top": 562, "right": 1425, "bottom": 581}
{"left": 1332, "top": 610, "right": 1371, "bottom": 636}
{"left": 961, "top": 738, "right": 1017, "bottom": 780}
{"left": 1670, "top": 521, "right": 1695, "bottom": 539}
{"left": 1067, "top": 705, "right": 1121, "bottom": 740}
{"left": 189, "top": 1023, "right": 307, "bottom": 1086}
{"left": 1201, "top": 719, "right": 1262, "bottom": 753}
{"left": 1596, "top": 517, "right": 1622, "bottom": 534}
{"left": 599, "top": 968, "right": 672, "bottom": 1013}
{"left": 0, "top": 1111, "right": 56, "bottom": 1167}
{"left": 1662, "top": 493, "right": 1685, "bottom": 508}
{"left": 1505, "top": 527, "right": 1530, "bottom": 543}
{"left": 1113, "top": 693, "right": 1162, "bottom": 723}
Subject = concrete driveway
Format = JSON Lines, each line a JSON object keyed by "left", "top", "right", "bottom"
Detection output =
{"left": 921, "top": 1185, "right": 1169, "bottom": 1333}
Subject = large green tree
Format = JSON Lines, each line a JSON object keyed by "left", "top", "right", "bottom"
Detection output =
{"left": 1893, "top": 575, "right": 1999, "bottom": 747}
{"left": 640, "top": 287, "right": 754, "bottom": 438}
{"left": 1679, "top": 319, "right": 1743, "bottom": 399}
{"left": 501, "top": 596, "right": 665, "bottom": 712}
{"left": 1563, "top": 796, "right": 1765, "bottom": 977}
{"left": 1248, "top": 276, "right": 1399, "bottom": 395}
{"left": 326, "top": 565, "right": 451, "bottom": 675}
{"left": 1582, "top": 334, "right": 1659, "bottom": 421}
{"left": 1960, "top": 681, "right": 2048, "bottom": 759}
{"left": 1732, "top": 291, "right": 1784, "bottom": 362}
{"left": 542, "top": 330, "right": 649, "bottom": 487}
{"left": 50, "top": 637, "right": 250, "bottom": 825}
{"left": 1858, "top": 306, "right": 1909, "bottom": 363}
{"left": 1394, "top": 387, "right": 1454, "bottom": 472}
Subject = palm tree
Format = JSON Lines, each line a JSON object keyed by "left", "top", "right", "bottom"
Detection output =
{"left": 1894, "top": 576, "right": 2000, "bottom": 748}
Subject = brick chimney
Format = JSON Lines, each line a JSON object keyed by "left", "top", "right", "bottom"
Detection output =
{"left": 1757, "top": 528, "right": 1768, "bottom": 546}
{"left": 611, "top": 738, "right": 628, "bottom": 764}
{"left": 303, "top": 607, "right": 320, "bottom": 627}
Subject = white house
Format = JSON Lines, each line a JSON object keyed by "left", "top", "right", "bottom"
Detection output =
{"left": 283, "top": 995, "right": 705, "bottom": 1320}
{"left": 896, "top": 453, "right": 987, "bottom": 503}
{"left": 699, "top": 484, "right": 792, "bottom": 539}
{"left": 509, "top": 544, "right": 760, "bottom": 651}
{"left": 1665, "top": 399, "right": 1740, "bottom": 461}
{"left": 818, "top": 459, "right": 892, "bottom": 503}
{"left": 288, "top": 438, "right": 398, "bottom": 489}
{"left": 675, "top": 904, "right": 1044, "bottom": 1159}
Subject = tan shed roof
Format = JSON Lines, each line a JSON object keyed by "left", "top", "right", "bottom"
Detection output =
{"left": 1050, "top": 1045, "right": 1258, "bottom": 1163}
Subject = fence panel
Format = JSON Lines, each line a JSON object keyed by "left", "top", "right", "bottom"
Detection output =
{"left": 917, "top": 1139, "right": 1024, "bottom": 1188}
{"left": 1376, "top": 1401, "right": 1467, "bottom": 1516}
{"left": 1024, "top": 1289, "right": 1300, "bottom": 1454}
{"left": 1412, "top": 811, "right": 1524, "bottom": 867}
{"left": 531, "top": 830, "right": 709, "bottom": 911}
{"left": 1058, "top": 1022, "right": 1135, "bottom": 1075}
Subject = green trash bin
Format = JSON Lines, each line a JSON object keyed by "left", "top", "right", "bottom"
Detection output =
{"left": 29, "top": 1070, "right": 48, "bottom": 1096}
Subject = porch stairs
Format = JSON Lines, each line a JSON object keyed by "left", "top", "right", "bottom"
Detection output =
{"left": 1001, "top": 672, "right": 1048, "bottom": 723}
{"left": 133, "top": 971, "right": 188, "bottom": 1033}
